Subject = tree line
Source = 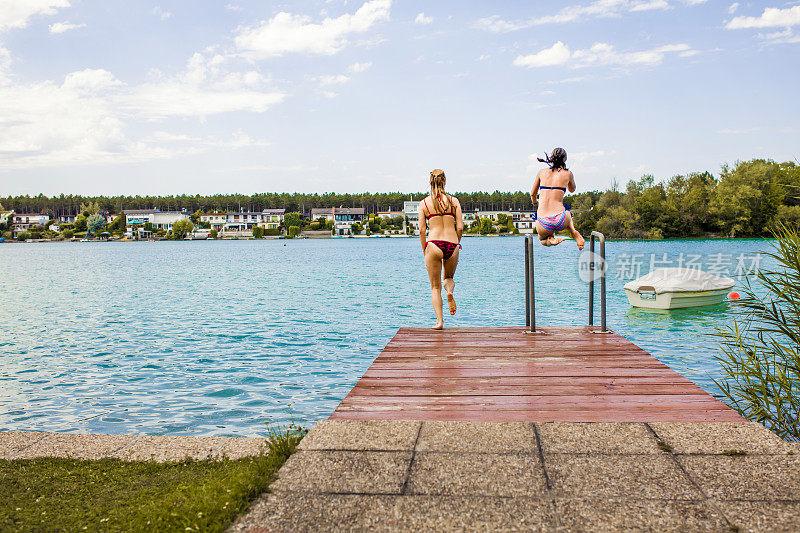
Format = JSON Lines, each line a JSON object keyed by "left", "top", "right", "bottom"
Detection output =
{"left": 2, "top": 159, "right": 798, "bottom": 238}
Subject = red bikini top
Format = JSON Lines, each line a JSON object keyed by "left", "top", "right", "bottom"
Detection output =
{"left": 423, "top": 195, "right": 457, "bottom": 220}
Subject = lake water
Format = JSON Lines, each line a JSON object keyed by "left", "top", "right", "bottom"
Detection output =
{"left": 0, "top": 237, "right": 771, "bottom": 436}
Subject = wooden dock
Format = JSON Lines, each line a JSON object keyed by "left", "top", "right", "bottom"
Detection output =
{"left": 330, "top": 326, "right": 743, "bottom": 422}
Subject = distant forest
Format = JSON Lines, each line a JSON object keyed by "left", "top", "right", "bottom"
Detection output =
{"left": 2, "top": 159, "right": 798, "bottom": 238}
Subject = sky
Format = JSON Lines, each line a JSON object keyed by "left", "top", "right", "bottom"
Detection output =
{"left": 0, "top": 0, "right": 798, "bottom": 196}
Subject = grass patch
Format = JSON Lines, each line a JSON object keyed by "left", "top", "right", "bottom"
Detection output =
{"left": 0, "top": 426, "right": 305, "bottom": 532}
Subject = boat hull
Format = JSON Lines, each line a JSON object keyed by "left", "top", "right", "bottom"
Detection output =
{"left": 625, "top": 288, "right": 730, "bottom": 309}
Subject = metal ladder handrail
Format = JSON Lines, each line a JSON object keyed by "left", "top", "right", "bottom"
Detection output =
{"left": 524, "top": 231, "right": 607, "bottom": 332}
{"left": 588, "top": 231, "right": 607, "bottom": 332}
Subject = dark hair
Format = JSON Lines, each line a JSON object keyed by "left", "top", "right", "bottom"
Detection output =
{"left": 537, "top": 147, "right": 568, "bottom": 171}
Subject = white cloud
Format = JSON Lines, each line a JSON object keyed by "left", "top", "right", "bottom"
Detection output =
{"left": 414, "top": 12, "right": 433, "bottom": 25}
{"left": 514, "top": 41, "right": 693, "bottom": 69}
{"left": 234, "top": 0, "right": 391, "bottom": 58}
{"left": 0, "top": 51, "right": 285, "bottom": 171}
{"left": 476, "top": 54, "right": 490, "bottom": 61}
{"left": 152, "top": 6, "right": 171, "bottom": 21}
{"left": 225, "top": 4, "right": 242, "bottom": 12}
{"left": 123, "top": 53, "right": 284, "bottom": 119}
{"left": 726, "top": 6, "right": 800, "bottom": 29}
{"left": 758, "top": 27, "right": 800, "bottom": 44}
{"left": 631, "top": 0, "right": 669, "bottom": 12}
{"left": 317, "top": 74, "right": 350, "bottom": 85}
{"left": 348, "top": 61, "right": 372, "bottom": 72}
{"left": 474, "top": 0, "right": 675, "bottom": 32}
{"left": 62, "top": 69, "right": 123, "bottom": 92}
{"left": 0, "top": 0, "right": 70, "bottom": 32}
{"left": 48, "top": 21, "right": 85, "bottom": 34}
{"left": 513, "top": 41, "right": 571, "bottom": 67}
{"left": 474, "top": 0, "right": 710, "bottom": 32}
{"left": 728, "top": 3, "right": 739, "bottom": 15}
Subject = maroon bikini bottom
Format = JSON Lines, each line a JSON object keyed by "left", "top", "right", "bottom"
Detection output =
{"left": 426, "top": 240, "right": 461, "bottom": 260}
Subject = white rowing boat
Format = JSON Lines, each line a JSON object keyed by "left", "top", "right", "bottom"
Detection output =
{"left": 624, "top": 267, "right": 735, "bottom": 310}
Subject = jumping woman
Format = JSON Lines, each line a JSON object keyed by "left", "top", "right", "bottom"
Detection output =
{"left": 531, "top": 147, "right": 585, "bottom": 249}
{"left": 419, "top": 169, "right": 464, "bottom": 330}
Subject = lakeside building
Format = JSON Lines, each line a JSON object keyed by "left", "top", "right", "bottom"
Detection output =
{"left": 123, "top": 209, "right": 189, "bottom": 238}
{"left": 11, "top": 213, "right": 49, "bottom": 237}
{"left": 376, "top": 210, "right": 403, "bottom": 220}
{"left": 259, "top": 209, "right": 285, "bottom": 230}
{"left": 200, "top": 213, "right": 227, "bottom": 231}
{"left": 475, "top": 210, "right": 537, "bottom": 233}
{"left": 403, "top": 200, "right": 421, "bottom": 234}
{"left": 311, "top": 207, "right": 366, "bottom": 236}
{"left": 58, "top": 214, "right": 76, "bottom": 224}
{"left": 224, "top": 211, "right": 262, "bottom": 232}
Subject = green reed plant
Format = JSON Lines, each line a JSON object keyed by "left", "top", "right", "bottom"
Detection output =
{"left": 713, "top": 224, "right": 800, "bottom": 441}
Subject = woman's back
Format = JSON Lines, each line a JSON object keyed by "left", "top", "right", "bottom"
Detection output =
{"left": 421, "top": 194, "right": 461, "bottom": 242}
{"left": 536, "top": 168, "right": 573, "bottom": 217}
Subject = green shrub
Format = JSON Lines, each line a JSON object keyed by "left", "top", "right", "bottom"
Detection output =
{"left": 264, "top": 228, "right": 280, "bottom": 236}
{"left": 16, "top": 232, "right": 30, "bottom": 241}
{"left": 252, "top": 226, "right": 265, "bottom": 239}
{"left": 309, "top": 222, "right": 321, "bottom": 230}
{"left": 288, "top": 226, "right": 300, "bottom": 238}
{"left": 62, "top": 229, "right": 74, "bottom": 239}
{"left": 714, "top": 224, "right": 800, "bottom": 441}
{"left": 209, "top": 229, "right": 218, "bottom": 239}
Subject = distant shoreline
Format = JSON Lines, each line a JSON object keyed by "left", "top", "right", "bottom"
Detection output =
{"left": 0, "top": 234, "right": 769, "bottom": 244}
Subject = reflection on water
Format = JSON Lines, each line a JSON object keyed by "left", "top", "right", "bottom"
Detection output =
{"left": 0, "top": 237, "right": 770, "bottom": 435}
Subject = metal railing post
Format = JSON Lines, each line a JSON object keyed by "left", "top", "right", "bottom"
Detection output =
{"left": 528, "top": 236, "right": 535, "bottom": 332}
{"left": 524, "top": 236, "right": 530, "bottom": 328}
{"left": 588, "top": 236, "right": 594, "bottom": 326}
{"left": 588, "top": 231, "right": 607, "bottom": 332}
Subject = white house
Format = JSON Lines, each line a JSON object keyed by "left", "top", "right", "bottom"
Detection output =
{"left": 224, "top": 211, "right": 262, "bottom": 232}
{"left": 259, "top": 209, "right": 285, "bottom": 230}
{"left": 11, "top": 213, "right": 49, "bottom": 237}
{"left": 123, "top": 209, "right": 189, "bottom": 237}
{"left": 311, "top": 207, "right": 366, "bottom": 236}
{"left": 200, "top": 213, "right": 227, "bottom": 230}
{"left": 403, "top": 200, "right": 421, "bottom": 234}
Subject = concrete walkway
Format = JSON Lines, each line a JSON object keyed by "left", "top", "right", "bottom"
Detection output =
{"left": 0, "top": 431, "right": 266, "bottom": 462}
{"left": 232, "top": 419, "right": 800, "bottom": 532}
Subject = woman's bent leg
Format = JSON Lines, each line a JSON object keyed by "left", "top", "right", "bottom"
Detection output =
{"left": 425, "top": 246, "right": 445, "bottom": 329}
{"left": 443, "top": 246, "right": 459, "bottom": 315}
{"left": 564, "top": 211, "right": 585, "bottom": 250}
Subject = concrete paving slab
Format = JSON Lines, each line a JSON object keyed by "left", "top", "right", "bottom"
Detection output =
{"left": 555, "top": 498, "right": 729, "bottom": 532}
{"left": 650, "top": 422, "right": 798, "bottom": 455}
{"left": 9, "top": 432, "right": 137, "bottom": 460}
{"left": 678, "top": 455, "right": 800, "bottom": 501}
{"left": 406, "top": 452, "right": 545, "bottom": 497}
{"left": 537, "top": 422, "right": 660, "bottom": 454}
{"left": 0, "top": 431, "right": 49, "bottom": 459}
{"left": 716, "top": 500, "right": 800, "bottom": 532}
{"left": 387, "top": 495, "right": 557, "bottom": 532}
{"left": 232, "top": 493, "right": 558, "bottom": 532}
{"left": 546, "top": 453, "right": 702, "bottom": 500}
{"left": 268, "top": 450, "right": 412, "bottom": 494}
{"left": 416, "top": 422, "right": 537, "bottom": 454}
{"left": 298, "top": 420, "right": 420, "bottom": 451}
{"left": 229, "top": 492, "right": 399, "bottom": 532}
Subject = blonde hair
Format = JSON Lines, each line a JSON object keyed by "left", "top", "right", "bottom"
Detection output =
{"left": 429, "top": 169, "right": 451, "bottom": 214}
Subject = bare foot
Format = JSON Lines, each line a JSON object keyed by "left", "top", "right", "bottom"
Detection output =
{"left": 432, "top": 321, "right": 444, "bottom": 330}
{"left": 575, "top": 234, "right": 585, "bottom": 250}
{"left": 542, "top": 236, "right": 566, "bottom": 246}
{"left": 447, "top": 292, "right": 457, "bottom": 315}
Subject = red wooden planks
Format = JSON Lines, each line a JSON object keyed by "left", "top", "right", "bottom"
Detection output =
{"left": 329, "top": 327, "right": 744, "bottom": 423}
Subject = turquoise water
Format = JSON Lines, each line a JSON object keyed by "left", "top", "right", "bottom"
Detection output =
{"left": 0, "top": 237, "right": 770, "bottom": 436}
